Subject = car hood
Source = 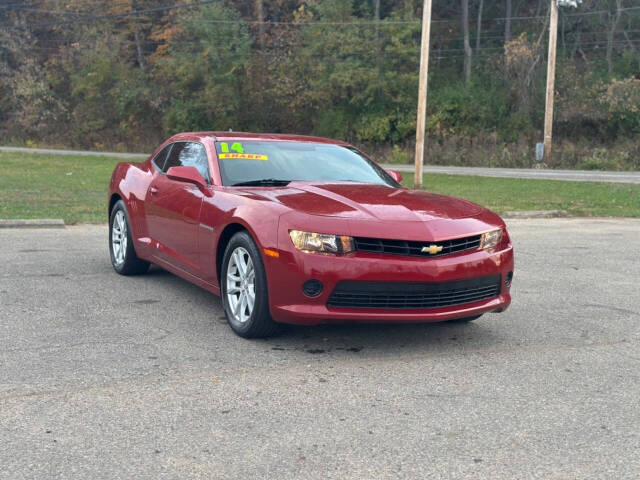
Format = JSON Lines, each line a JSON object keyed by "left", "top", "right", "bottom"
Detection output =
{"left": 242, "top": 182, "right": 485, "bottom": 222}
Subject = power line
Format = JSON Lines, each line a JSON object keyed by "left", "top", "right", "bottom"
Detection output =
{"left": 0, "top": 0, "right": 219, "bottom": 30}
{"left": 564, "top": 5, "right": 640, "bottom": 18}
{"left": 0, "top": 0, "right": 150, "bottom": 16}
{"left": 4, "top": 4, "right": 640, "bottom": 31}
{"left": 0, "top": 6, "right": 83, "bottom": 17}
{"left": 0, "top": 0, "right": 139, "bottom": 9}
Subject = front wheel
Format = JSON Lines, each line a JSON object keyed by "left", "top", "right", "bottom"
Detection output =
{"left": 221, "top": 231, "right": 280, "bottom": 338}
{"left": 109, "top": 200, "right": 150, "bottom": 275}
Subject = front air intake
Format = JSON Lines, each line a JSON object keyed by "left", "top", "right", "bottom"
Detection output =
{"left": 327, "top": 275, "right": 500, "bottom": 309}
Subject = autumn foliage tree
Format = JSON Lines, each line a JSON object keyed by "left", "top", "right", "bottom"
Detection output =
{"left": 0, "top": 0, "right": 638, "bottom": 168}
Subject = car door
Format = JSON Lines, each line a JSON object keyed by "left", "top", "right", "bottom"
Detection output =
{"left": 145, "top": 141, "right": 210, "bottom": 276}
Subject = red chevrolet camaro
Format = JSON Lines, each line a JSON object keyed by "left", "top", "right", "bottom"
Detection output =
{"left": 108, "top": 132, "right": 513, "bottom": 338}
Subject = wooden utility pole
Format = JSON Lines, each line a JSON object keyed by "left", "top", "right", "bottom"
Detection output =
{"left": 543, "top": 0, "right": 559, "bottom": 163}
{"left": 414, "top": 0, "right": 433, "bottom": 189}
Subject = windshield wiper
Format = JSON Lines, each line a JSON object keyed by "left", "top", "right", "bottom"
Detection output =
{"left": 231, "top": 179, "right": 291, "bottom": 187}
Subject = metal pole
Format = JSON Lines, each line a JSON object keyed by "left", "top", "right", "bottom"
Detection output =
{"left": 414, "top": 0, "right": 432, "bottom": 189}
{"left": 544, "top": 0, "right": 559, "bottom": 163}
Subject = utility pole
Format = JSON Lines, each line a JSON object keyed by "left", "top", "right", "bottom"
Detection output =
{"left": 414, "top": 0, "right": 432, "bottom": 189}
{"left": 543, "top": 0, "right": 559, "bottom": 163}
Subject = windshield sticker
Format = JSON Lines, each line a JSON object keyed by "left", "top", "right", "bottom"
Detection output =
{"left": 219, "top": 153, "right": 268, "bottom": 161}
{"left": 219, "top": 142, "right": 244, "bottom": 154}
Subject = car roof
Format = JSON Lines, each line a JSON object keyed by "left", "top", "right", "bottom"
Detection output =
{"left": 166, "top": 131, "right": 351, "bottom": 146}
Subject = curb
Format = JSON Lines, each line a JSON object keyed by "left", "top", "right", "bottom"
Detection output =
{"left": 502, "top": 210, "right": 568, "bottom": 219}
{"left": 0, "top": 219, "right": 65, "bottom": 229}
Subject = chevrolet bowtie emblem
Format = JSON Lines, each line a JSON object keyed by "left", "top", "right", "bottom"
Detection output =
{"left": 422, "top": 245, "right": 443, "bottom": 255}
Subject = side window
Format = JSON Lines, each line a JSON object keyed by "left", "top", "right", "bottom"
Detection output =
{"left": 151, "top": 144, "right": 172, "bottom": 172}
{"left": 165, "top": 142, "right": 210, "bottom": 183}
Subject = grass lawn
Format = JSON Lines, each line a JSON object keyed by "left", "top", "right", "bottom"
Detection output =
{"left": 400, "top": 173, "right": 640, "bottom": 218}
{"left": 1, "top": 151, "right": 639, "bottom": 223}
{"left": 0, "top": 151, "right": 124, "bottom": 224}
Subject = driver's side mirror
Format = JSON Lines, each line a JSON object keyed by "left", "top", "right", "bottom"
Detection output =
{"left": 387, "top": 169, "right": 403, "bottom": 183}
{"left": 166, "top": 166, "right": 208, "bottom": 189}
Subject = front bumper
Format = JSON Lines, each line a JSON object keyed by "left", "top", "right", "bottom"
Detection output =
{"left": 264, "top": 243, "right": 514, "bottom": 326}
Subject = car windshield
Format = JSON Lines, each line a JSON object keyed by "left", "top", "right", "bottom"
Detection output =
{"left": 214, "top": 140, "right": 398, "bottom": 187}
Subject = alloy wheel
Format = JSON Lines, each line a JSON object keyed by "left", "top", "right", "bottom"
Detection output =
{"left": 226, "top": 247, "right": 256, "bottom": 323}
{"left": 111, "top": 210, "right": 127, "bottom": 266}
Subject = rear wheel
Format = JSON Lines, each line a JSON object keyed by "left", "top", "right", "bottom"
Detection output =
{"left": 448, "top": 314, "right": 483, "bottom": 323}
{"left": 221, "top": 231, "right": 280, "bottom": 338}
{"left": 109, "top": 200, "right": 150, "bottom": 275}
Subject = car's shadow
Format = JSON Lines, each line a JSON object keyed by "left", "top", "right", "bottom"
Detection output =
{"left": 269, "top": 320, "right": 504, "bottom": 358}
{"left": 143, "top": 266, "right": 507, "bottom": 357}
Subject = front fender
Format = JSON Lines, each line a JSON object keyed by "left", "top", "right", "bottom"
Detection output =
{"left": 199, "top": 189, "right": 290, "bottom": 285}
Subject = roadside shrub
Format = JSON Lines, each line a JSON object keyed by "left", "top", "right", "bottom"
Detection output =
{"left": 162, "top": 99, "right": 210, "bottom": 134}
{"left": 314, "top": 109, "right": 353, "bottom": 141}
{"left": 391, "top": 145, "right": 410, "bottom": 164}
{"left": 362, "top": 136, "right": 638, "bottom": 171}
{"left": 355, "top": 114, "right": 392, "bottom": 143}
{"left": 602, "top": 78, "right": 640, "bottom": 136}
{"left": 579, "top": 148, "right": 631, "bottom": 171}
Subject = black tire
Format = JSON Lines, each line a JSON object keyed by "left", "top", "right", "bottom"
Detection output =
{"left": 448, "top": 314, "right": 483, "bottom": 323}
{"left": 221, "top": 231, "right": 281, "bottom": 338}
{"left": 109, "top": 200, "right": 150, "bottom": 275}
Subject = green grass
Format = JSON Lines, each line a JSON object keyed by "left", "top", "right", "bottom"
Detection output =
{"left": 0, "top": 152, "right": 127, "bottom": 224}
{"left": 401, "top": 173, "right": 640, "bottom": 218}
{"left": 1, "top": 152, "right": 638, "bottom": 223}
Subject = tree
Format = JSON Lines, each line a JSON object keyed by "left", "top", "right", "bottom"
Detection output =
{"left": 462, "top": 0, "right": 472, "bottom": 85}
{"left": 505, "top": 0, "right": 513, "bottom": 44}
{"left": 255, "top": 0, "right": 265, "bottom": 48}
{"left": 476, "top": 0, "right": 484, "bottom": 50}
{"left": 131, "top": 0, "right": 146, "bottom": 72}
{"left": 607, "top": 0, "right": 623, "bottom": 75}
{"left": 158, "top": 3, "right": 252, "bottom": 133}
{"left": 0, "top": 0, "right": 639, "bottom": 156}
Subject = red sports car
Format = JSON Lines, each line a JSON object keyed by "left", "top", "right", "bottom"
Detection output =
{"left": 108, "top": 132, "right": 513, "bottom": 338}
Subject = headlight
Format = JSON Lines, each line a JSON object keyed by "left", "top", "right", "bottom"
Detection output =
{"left": 480, "top": 229, "right": 503, "bottom": 250}
{"left": 289, "top": 230, "right": 355, "bottom": 255}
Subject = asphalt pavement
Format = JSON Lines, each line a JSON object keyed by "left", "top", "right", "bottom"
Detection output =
{"left": 1, "top": 219, "right": 639, "bottom": 479}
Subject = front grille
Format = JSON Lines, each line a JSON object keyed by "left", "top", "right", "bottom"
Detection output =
{"left": 354, "top": 235, "right": 482, "bottom": 258}
{"left": 327, "top": 275, "right": 500, "bottom": 310}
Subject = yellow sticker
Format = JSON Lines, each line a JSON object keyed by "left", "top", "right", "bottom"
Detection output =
{"left": 219, "top": 153, "right": 268, "bottom": 161}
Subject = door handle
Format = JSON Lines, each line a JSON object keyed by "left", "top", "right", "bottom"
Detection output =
{"left": 149, "top": 187, "right": 159, "bottom": 195}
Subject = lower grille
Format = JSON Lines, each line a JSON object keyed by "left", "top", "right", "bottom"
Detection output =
{"left": 327, "top": 275, "right": 501, "bottom": 309}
